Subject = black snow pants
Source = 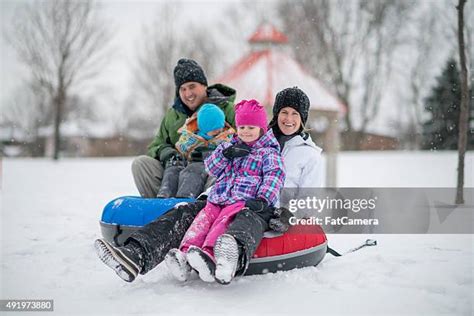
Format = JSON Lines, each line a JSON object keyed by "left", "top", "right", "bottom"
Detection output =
{"left": 225, "top": 206, "right": 274, "bottom": 275}
{"left": 126, "top": 200, "right": 207, "bottom": 274}
{"left": 125, "top": 199, "right": 274, "bottom": 276}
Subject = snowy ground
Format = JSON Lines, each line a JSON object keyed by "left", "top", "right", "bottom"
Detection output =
{"left": 1, "top": 151, "right": 473, "bottom": 316}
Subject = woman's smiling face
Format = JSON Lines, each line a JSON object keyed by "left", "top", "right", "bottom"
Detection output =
{"left": 277, "top": 107, "right": 302, "bottom": 135}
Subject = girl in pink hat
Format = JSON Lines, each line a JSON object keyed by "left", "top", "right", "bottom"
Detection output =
{"left": 165, "top": 99, "right": 286, "bottom": 283}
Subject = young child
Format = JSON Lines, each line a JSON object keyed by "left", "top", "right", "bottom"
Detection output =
{"left": 157, "top": 103, "right": 234, "bottom": 198}
{"left": 165, "top": 99, "right": 285, "bottom": 283}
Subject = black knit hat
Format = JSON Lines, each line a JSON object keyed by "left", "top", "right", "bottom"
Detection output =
{"left": 173, "top": 58, "right": 208, "bottom": 95}
{"left": 272, "top": 87, "right": 310, "bottom": 125}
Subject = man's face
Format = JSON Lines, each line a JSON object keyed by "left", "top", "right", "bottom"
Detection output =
{"left": 178, "top": 82, "right": 208, "bottom": 111}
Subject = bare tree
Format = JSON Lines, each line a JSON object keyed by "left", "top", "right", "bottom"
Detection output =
{"left": 465, "top": 1, "right": 473, "bottom": 87}
{"left": 456, "top": 0, "right": 469, "bottom": 204}
{"left": 395, "top": 4, "right": 440, "bottom": 149}
{"left": 445, "top": 0, "right": 473, "bottom": 90}
{"left": 434, "top": 0, "right": 473, "bottom": 81}
{"left": 393, "top": 0, "right": 473, "bottom": 151}
{"left": 0, "top": 82, "right": 51, "bottom": 156}
{"left": 7, "top": 0, "right": 112, "bottom": 159}
{"left": 133, "top": 4, "right": 181, "bottom": 124}
{"left": 130, "top": 2, "right": 222, "bottom": 138}
{"left": 278, "top": 0, "right": 413, "bottom": 149}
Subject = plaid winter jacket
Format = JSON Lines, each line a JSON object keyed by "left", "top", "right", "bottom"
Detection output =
{"left": 175, "top": 115, "right": 235, "bottom": 161}
{"left": 205, "top": 129, "right": 285, "bottom": 206}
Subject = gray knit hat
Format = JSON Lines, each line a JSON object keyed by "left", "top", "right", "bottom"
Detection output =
{"left": 173, "top": 58, "right": 208, "bottom": 96}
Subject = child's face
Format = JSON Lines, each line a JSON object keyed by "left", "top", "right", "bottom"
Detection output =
{"left": 206, "top": 128, "right": 223, "bottom": 137}
{"left": 237, "top": 125, "right": 261, "bottom": 143}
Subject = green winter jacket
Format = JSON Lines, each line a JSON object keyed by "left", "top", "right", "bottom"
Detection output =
{"left": 147, "top": 84, "right": 236, "bottom": 163}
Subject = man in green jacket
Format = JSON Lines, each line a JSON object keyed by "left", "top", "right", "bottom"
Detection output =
{"left": 132, "top": 58, "right": 236, "bottom": 198}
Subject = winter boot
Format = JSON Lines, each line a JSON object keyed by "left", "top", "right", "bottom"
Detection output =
{"left": 157, "top": 166, "right": 183, "bottom": 198}
{"left": 186, "top": 246, "right": 216, "bottom": 283}
{"left": 214, "top": 234, "right": 240, "bottom": 285}
{"left": 94, "top": 238, "right": 144, "bottom": 282}
{"left": 165, "top": 248, "right": 192, "bottom": 282}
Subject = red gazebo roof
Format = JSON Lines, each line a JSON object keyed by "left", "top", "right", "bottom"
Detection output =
{"left": 218, "top": 24, "right": 346, "bottom": 114}
{"left": 248, "top": 24, "right": 288, "bottom": 44}
{"left": 217, "top": 24, "right": 346, "bottom": 114}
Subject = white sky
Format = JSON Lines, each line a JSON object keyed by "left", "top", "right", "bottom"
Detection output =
{"left": 0, "top": 0, "right": 245, "bottom": 108}
{"left": 0, "top": 0, "right": 467, "bottom": 137}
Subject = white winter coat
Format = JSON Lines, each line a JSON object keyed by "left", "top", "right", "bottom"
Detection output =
{"left": 281, "top": 133, "right": 323, "bottom": 188}
{"left": 278, "top": 133, "right": 323, "bottom": 214}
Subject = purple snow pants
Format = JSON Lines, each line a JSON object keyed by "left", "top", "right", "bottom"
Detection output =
{"left": 179, "top": 201, "right": 245, "bottom": 258}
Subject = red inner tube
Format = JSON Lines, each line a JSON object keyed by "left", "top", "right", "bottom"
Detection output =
{"left": 253, "top": 224, "right": 327, "bottom": 258}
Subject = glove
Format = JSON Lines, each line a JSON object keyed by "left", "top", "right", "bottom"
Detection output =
{"left": 165, "top": 153, "right": 185, "bottom": 168}
{"left": 222, "top": 143, "right": 251, "bottom": 159}
{"left": 190, "top": 151, "right": 203, "bottom": 162}
{"left": 269, "top": 207, "right": 294, "bottom": 233}
{"left": 196, "top": 193, "right": 208, "bottom": 201}
{"left": 245, "top": 198, "right": 268, "bottom": 213}
{"left": 160, "top": 149, "right": 178, "bottom": 163}
{"left": 244, "top": 198, "right": 274, "bottom": 224}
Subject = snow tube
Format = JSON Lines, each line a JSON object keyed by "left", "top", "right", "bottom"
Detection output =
{"left": 99, "top": 196, "right": 327, "bottom": 275}
{"left": 100, "top": 196, "right": 195, "bottom": 246}
{"left": 245, "top": 224, "right": 327, "bottom": 275}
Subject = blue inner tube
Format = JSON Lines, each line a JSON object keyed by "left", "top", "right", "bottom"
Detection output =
{"left": 101, "top": 196, "right": 195, "bottom": 226}
{"left": 99, "top": 196, "right": 327, "bottom": 275}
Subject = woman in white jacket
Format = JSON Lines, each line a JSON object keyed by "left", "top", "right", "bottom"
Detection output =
{"left": 279, "top": 120, "right": 323, "bottom": 188}
{"left": 213, "top": 87, "right": 324, "bottom": 284}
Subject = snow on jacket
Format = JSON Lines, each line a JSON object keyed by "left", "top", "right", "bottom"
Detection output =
{"left": 147, "top": 84, "right": 236, "bottom": 162}
{"left": 175, "top": 115, "right": 235, "bottom": 161}
{"left": 281, "top": 133, "right": 323, "bottom": 188}
{"left": 205, "top": 129, "right": 285, "bottom": 206}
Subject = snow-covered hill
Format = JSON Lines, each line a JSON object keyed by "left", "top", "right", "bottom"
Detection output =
{"left": 1, "top": 152, "right": 473, "bottom": 315}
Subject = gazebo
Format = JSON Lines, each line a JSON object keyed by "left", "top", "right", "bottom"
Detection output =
{"left": 217, "top": 23, "right": 346, "bottom": 186}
